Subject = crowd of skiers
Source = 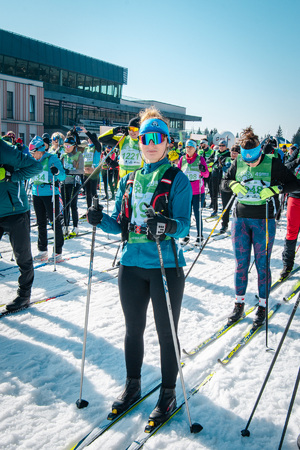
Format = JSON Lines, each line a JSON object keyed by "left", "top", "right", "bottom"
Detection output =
{"left": 1, "top": 114, "right": 300, "bottom": 429}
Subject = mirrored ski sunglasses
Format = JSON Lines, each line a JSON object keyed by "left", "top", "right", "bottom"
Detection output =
{"left": 139, "top": 133, "right": 166, "bottom": 145}
{"left": 129, "top": 126, "right": 139, "bottom": 132}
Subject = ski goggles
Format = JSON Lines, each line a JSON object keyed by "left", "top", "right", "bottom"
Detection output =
{"left": 139, "top": 133, "right": 166, "bottom": 145}
{"left": 129, "top": 126, "right": 139, "bottom": 132}
{"left": 29, "top": 144, "right": 45, "bottom": 153}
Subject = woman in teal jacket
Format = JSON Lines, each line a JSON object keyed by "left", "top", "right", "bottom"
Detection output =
{"left": 87, "top": 107, "right": 192, "bottom": 427}
{"left": 29, "top": 136, "right": 66, "bottom": 262}
{"left": 0, "top": 137, "right": 42, "bottom": 311}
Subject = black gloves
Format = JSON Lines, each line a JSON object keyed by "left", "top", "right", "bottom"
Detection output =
{"left": 199, "top": 163, "right": 206, "bottom": 173}
{"left": 106, "top": 156, "right": 118, "bottom": 169}
{"left": 50, "top": 165, "right": 59, "bottom": 176}
{"left": 64, "top": 168, "right": 70, "bottom": 175}
{"left": 87, "top": 204, "right": 104, "bottom": 226}
{"left": 144, "top": 213, "right": 177, "bottom": 239}
{"left": 113, "top": 126, "right": 128, "bottom": 136}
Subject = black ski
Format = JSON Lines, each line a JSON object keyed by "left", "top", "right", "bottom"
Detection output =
{"left": 0, "top": 291, "right": 70, "bottom": 318}
{"left": 69, "top": 380, "right": 161, "bottom": 450}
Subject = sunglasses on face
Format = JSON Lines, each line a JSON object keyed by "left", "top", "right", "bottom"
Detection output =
{"left": 129, "top": 126, "right": 139, "bottom": 132}
{"left": 139, "top": 133, "right": 166, "bottom": 145}
{"left": 64, "top": 144, "right": 74, "bottom": 148}
{"left": 219, "top": 144, "right": 226, "bottom": 147}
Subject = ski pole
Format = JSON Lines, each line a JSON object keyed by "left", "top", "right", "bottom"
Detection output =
{"left": 52, "top": 174, "right": 57, "bottom": 272}
{"left": 112, "top": 242, "right": 121, "bottom": 267}
{"left": 241, "top": 291, "right": 300, "bottom": 438}
{"left": 278, "top": 366, "right": 300, "bottom": 450}
{"left": 56, "top": 134, "right": 125, "bottom": 221}
{"left": 265, "top": 199, "right": 270, "bottom": 349}
{"left": 248, "top": 259, "right": 255, "bottom": 274}
{"left": 145, "top": 206, "right": 202, "bottom": 434}
{"left": 76, "top": 196, "right": 102, "bottom": 409}
{"left": 185, "top": 193, "right": 236, "bottom": 279}
{"left": 199, "top": 175, "right": 203, "bottom": 244}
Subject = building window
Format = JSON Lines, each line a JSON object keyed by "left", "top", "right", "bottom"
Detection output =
{"left": 30, "top": 95, "right": 35, "bottom": 121}
{"left": 16, "top": 59, "right": 28, "bottom": 78}
{"left": 3, "top": 56, "right": 16, "bottom": 76}
{"left": 49, "top": 67, "right": 60, "bottom": 85}
{"left": 7, "top": 91, "right": 13, "bottom": 119}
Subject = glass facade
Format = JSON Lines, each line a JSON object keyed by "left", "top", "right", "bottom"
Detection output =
{"left": 170, "top": 119, "right": 184, "bottom": 129}
{"left": 0, "top": 55, "right": 123, "bottom": 103}
{"left": 44, "top": 98, "right": 133, "bottom": 128}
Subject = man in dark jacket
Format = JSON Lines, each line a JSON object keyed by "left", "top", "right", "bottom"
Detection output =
{"left": 0, "top": 138, "right": 42, "bottom": 311}
{"left": 280, "top": 155, "right": 300, "bottom": 278}
{"left": 207, "top": 140, "right": 231, "bottom": 216}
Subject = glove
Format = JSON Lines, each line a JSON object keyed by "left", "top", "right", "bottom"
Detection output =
{"left": 0, "top": 168, "right": 12, "bottom": 182}
{"left": 229, "top": 180, "right": 247, "bottom": 196}
{"left": 87, "top": 204, "right": 104, "bottom": 226}
{"left": 199, "top": 163, "right": 206, "bottom": 173}
{"left": 259, "top": 186, "right": 280, "bottom": 200}
{"left": 50, "top": 165, "right": 59, "bottom": 176}
{"left": 0, "top": 167, "right": 5, "bottom": 181}
{"left": 144, "top": 213, "right": 177, "bottom": 239}
{"left": 113, "top": 126, "right": 128, "bottom": 136}
{"left": 64, "top": 168, "right": 70, "bottom": 175}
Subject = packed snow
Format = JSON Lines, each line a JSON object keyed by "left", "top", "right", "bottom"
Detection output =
{"left": 1, "top": 194, "right": 299, "bottom": 450}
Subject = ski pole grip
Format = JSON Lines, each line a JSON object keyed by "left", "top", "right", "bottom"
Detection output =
{"left": 92, "top": 195, "right": 99, "bottom": 210}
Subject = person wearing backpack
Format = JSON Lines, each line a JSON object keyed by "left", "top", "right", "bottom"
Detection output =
{"left": 87, "top": 107, "right": 192, "bottom": 427}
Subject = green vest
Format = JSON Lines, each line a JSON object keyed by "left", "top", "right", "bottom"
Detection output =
{"left": 119, "top": 136, "right": 141, "bottom": 171}
{"left": 181, "top": 155, "right": 201, "bottom": 182}
{"left": 236, "top": 155, "right": 272, "bottom": 205}
{"left": 129, "top": 164, "right": 170, "bottom": 244}
{"left": 63, "top": 152, "right": 80, "bottom": 171}
{"left": 32, "top": 157, "right": 50, "bottom": 185}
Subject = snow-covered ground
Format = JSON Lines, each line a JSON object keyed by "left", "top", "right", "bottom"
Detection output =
{"left": 1, "top": 194, "right": 299, "bottom": 450}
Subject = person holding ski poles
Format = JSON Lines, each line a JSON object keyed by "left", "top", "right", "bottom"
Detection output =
{"left": 60, "top": 134, "right": 84, "bottom": 236}
{"left": 177, "top": 139, "right": 209, "bottom": 246}
{"left": 222, "top": 127, "right": 299, "bottom": 328}
{"left": 29, "top": 136, "right": 66, "bottom": 263}
{"left": 207, "top": 140, "right": 231, "bottom": 217}
{"left": 87, "top": 106, "right": 192, "bottom": 426}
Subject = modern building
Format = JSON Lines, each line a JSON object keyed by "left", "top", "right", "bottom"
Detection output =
{"left": 0, "top": 29, "right": 201, "bottom": 143}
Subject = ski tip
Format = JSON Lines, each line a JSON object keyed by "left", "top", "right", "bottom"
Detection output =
{"left": 217, "top": 358, "right": 227, "bottom": 365}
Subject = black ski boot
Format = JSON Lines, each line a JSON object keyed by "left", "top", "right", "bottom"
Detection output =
{"left": 108, "top": 377, "right": 141, "bottom": 419}
{"left": 280, "top": 265, "right": 293, "bottom": 281}
{"left": 253, "top": 306, "right": 266, "bottom": 329}
{"left": 227, "top": 302, "right": 244, "bottom": 325}
{"left": 145, "top": 387, "right": 176, "bottom": 431}
{"left": 6, "top": 296, "right": 30, "bottom": 312}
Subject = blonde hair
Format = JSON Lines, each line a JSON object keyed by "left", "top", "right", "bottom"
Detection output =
{"left": 51, "top": 132, "right": 65, "bottom": 146}
{"left": 239, "top": 126, "right": 260, "bottom": 149}
{"left": 139, "top": 106, "right": 169, "bottom": 128}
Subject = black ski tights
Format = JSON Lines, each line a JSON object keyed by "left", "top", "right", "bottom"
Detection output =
{"left": 118, "top": 265, "right": 185, "bottom": 389}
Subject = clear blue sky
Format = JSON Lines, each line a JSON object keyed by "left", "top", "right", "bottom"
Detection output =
{"left": 2, "top": 0, "right": 299, "bottom": 140}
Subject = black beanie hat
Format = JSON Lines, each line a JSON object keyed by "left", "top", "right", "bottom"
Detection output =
{"left": 128, "top": 117, "right": 140, "bottom": 128}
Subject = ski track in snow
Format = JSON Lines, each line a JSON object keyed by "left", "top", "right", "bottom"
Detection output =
{"left": 0, "top": 196, "right": 299, "bottom": 450}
